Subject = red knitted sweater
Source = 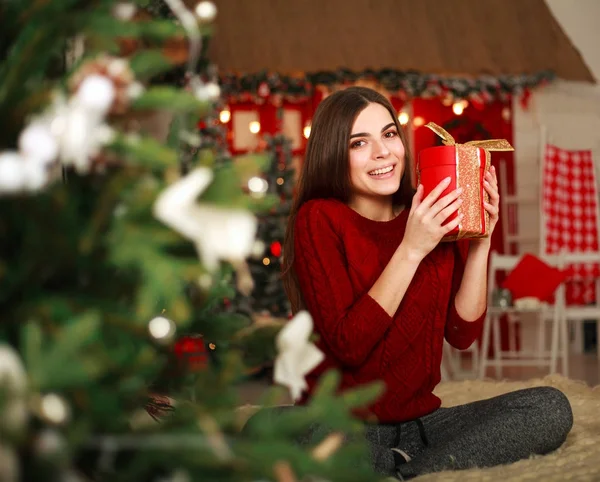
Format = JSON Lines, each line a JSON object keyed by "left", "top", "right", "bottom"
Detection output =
{"left": 293, "top": 198, "right": 486, "bottom": 423}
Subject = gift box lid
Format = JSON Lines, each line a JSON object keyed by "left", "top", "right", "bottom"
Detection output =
{"left": 418, "top": 145, "right": 487, "bottom": 170}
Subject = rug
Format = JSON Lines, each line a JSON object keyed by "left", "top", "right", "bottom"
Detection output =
{"left": 418, "top": 374, "right": 600, "bottom": 481}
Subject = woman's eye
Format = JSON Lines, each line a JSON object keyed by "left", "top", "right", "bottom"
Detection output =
{"left": 350, "top": 140, "right": 365, "bottom": 148}
{"left": 384, "top": 130, "right": 398, "bottom": 138}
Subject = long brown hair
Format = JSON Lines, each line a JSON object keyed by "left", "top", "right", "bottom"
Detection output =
{"left": 282, "top": 86, "right": 415, "bottom": 313}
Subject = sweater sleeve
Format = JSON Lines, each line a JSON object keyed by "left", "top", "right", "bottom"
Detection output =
{"left": 293, "top": 202, "right": 394, "bottom": 367}
{"left": 444, "top": 241, "right": 486, "bottom": 350}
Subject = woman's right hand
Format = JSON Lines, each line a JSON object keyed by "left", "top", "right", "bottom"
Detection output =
{"left": 400, "top": 177, "right": 463, "bottom": 262}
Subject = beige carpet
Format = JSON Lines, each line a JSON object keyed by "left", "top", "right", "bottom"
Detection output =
{"left": 415, "top": 375, "right": 600, "bottom": 481}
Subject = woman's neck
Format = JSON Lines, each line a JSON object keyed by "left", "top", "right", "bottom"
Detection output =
{"left": 347, "top": 195, "right": 398, "bottom": 222}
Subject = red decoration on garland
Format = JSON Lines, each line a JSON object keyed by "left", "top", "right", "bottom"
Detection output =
{"left": 174, "top": 335, "right": 208, "bottom": 372}
{"left": 258, "top": 82, "right": 271, "bottom": 98}
{"left": 270, "top": 241, "right": 282, "bottom": 257}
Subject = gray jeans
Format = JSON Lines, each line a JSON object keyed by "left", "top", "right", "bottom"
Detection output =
{"left": 244, "top": 386, "right": 573, "bottom": 479}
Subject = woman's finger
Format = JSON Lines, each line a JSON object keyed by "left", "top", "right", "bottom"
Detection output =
{"left": 434, "top": 197, "right": 463, "bottom": 224}
{"left": 418, "top": 177, "right": 452, "bottom": 210}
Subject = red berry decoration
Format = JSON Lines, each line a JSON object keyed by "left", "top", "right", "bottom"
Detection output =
{"left": 174, "top": 335, "right": 208, "bottom": 372}
{"left": 270, "top": 241, "right": 282, "bottom": 257}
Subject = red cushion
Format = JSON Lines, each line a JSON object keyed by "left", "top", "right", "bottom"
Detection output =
{"left": 501, "top": 254, "right": 568, "bottom": 302}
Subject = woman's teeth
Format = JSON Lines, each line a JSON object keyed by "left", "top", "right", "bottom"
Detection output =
{"left": 369, "top": 165, "right": 394, "bottom": 176}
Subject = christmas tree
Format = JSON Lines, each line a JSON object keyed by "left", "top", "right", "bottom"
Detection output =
{"left": 245, "top": 133, "right": 295, "bottom": 319}
{"left": 0, "top": 1, "right": 383, "bottom": 481}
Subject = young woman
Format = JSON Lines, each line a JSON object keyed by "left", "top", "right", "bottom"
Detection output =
{"left": 279, "top": 87, "right": 573, "bottom": 479}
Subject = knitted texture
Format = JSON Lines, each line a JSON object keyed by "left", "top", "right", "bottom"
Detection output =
{"left": 293, "top": 199, "right": 485, "bottom": 423}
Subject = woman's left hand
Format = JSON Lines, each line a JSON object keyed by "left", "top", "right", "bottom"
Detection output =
{"left": 471, "top": 165, "right": 499, "bottom": 250}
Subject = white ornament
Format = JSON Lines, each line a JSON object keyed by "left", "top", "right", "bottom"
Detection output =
{"left": 0, "top": 153, "right": 27, "bottom": 194}
{"left": 75, "top": 75, "right": 115, "bottom": 116}
{"left": 112, "top": 2, "right": 137, "bottom": 20}
{"left": 148, "top": 316, "right": 176, "bottom": 342}
{"left": 195, "top": 1, "right": 217, "bottom": 22}
{"left": 247, "top": 176, "right": 268, "bottom": 195}
{"left": 44, "top": 95, "right": 114, "bottom": 173}
{"left": 40, "top": 393, "right": 70, "bottom": 425}
{"left": 195, "top": 82, "right": 221, "bottom": 102}
{"left": 21, "top": 159, "right": 49, "bottom": 191}
{"left": 153, "top": 167, "right": 258, "bottom": 272}
{"left": 273, "top": 311, "right": 324, "bottom": 401}
{"left": 18, "top": 123, "right": 59, "bottom": 165}
{"left": 0, "top": 345, "right": 28, "bottom": 436}
{"left": 0, "top": 151, "right": 51, "bottom": 195}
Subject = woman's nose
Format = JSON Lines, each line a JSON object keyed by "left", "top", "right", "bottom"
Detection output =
{"left": 373, "top": 140, "right": 390, "bottom": 158}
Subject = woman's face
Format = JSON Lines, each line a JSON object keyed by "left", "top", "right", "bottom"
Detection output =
{"left": 347, "top": 102, "right": 405, "bottom": 201}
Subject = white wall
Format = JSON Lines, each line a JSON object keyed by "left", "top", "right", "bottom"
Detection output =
{"left": 545, "top": 0, "right": 600, "bottom": 82}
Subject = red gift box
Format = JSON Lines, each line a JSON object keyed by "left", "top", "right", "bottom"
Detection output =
{"left": 417, "top": 123, "right": 514, "bottom": 241}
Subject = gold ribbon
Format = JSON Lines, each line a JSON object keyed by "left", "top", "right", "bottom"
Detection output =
{"left": 423, "top": 122, "right": 514, "bottom": 240}
{"left": 425, "top": 122, "right": 515, "bottom": 152}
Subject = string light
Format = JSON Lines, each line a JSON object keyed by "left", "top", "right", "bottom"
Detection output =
{"left": 247, "top": 176, "right": 268, "bottom": 194}
{"left": 219, "top": 108, "right": 231, "bottom": 123}
{"left": 276, "top": 177, "right": 284, "bottom": 185}
{"left": 194, "top": 1, "right": 217, "bottom": 23}
{"left": 452, "top": 99, "right": 469, "bottom": 116}
{"left": 303, "top": 124, "right": 311, "bottom": 139}
{"left": 249, "top": 121, "right": 261, "bottom": 134}
{"left": 398, "top": 112, "right": 409, "bottom": 125}
{"left": 262, "top": 257, "right": 270, "bottom": 266}
{"left": 412, "top": 116, "right": 425, "bottom": 127}
{"left": 148, "top": 316, "right": 176, "bottom": 341}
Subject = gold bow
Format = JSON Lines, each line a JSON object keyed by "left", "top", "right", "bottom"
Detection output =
{"left": 420, "top": 122, "right": 514, "bottom": 241}
{"left": 425, "top": 122, "right": 514, "bottom": 152}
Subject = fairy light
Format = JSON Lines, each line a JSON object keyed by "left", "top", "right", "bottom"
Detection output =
{"left": 248, "top": 176, "right": 268, "bottom": 194}
{"left": 452, "top": 102, "right": 464, "bottom": 115}
{"left": 148, "top": 316, "right": 175, "bottom": 341}
{"left": 249, "top": 121, "right": 261, "bottom": 134}
{"left": 219, "top": 108, "right": 231, "bottom": 123}
{"left": 398, "top": 112, "right": 409, "bottom": 125}
{"left": 412, "top": 116, "right": 425, "bottom": 127}
{"left": 452, "top": 99, "right": 469, "bottom": 116}
{"left": 303, "top": 124, "right": 311, "bottom": 139}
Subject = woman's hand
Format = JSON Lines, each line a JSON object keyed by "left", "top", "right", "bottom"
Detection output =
{"left": 400, "top": 177, "right": 463, "bottom": 263}
{"left": 471, "top": 165, "right": 500, "bottom": 250}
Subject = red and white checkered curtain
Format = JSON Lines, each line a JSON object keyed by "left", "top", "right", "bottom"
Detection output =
{"left": 542, "top": 144, "right": 600, "bottom": 305}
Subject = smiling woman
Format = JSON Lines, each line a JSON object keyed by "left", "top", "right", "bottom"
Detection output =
{"left": 270, "top": 86, "right": 574, "bottom": 479}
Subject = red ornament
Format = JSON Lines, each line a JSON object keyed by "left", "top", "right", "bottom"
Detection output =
{"left": 174, "top": 335, "right": 208, "bottom": 371}
{"left": 258, "top": 82, "right": 270, "bottom": 98}
{"left": 270, "top": 241, "right": 282, "bottom": 257}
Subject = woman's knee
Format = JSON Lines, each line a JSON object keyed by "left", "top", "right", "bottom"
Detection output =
{"left": 528, "top": 386, "right": 573, "bottom": 449}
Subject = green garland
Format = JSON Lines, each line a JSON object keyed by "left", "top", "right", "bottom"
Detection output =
{"left": 220, "top": 68, "right": 556, "bottom": 105}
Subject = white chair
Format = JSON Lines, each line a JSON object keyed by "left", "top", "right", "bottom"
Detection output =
{"left": 556, "top": 252, "right": 600, "bottom": 370}
{"left": 478, "top": 251, "right": 567, "bottom": 379}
